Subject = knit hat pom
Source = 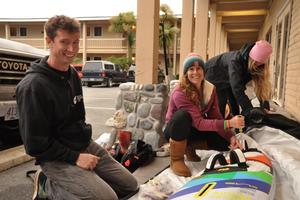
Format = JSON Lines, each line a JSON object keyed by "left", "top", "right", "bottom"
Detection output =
{"left": 249, "top": 40, "right": 272, "bottom": 64}
{"left": 183, "top": 53, "right": 205, "bottom": 74}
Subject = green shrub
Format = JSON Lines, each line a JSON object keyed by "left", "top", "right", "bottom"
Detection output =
{"left": 107, "top": 56, "right": 131, "bottom": 71}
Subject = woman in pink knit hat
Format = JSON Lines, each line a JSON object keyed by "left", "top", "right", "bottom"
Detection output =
{"left": 205, "top": 40, "right": 272, "bottom": 125}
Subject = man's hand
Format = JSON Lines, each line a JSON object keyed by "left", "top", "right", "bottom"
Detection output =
{"left": 76, "top": 153, "right": 100, "bottom": 170}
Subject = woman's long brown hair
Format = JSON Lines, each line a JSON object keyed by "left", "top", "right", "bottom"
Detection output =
{"left": 179, "top": 74, "right": 204, "bottom": 106}
{"left": 248, "top": 58, "right": 271, "bottom": 101}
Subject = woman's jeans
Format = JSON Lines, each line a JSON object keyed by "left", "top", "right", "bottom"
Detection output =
{"left": 164, "top": 109, "right": 229, "bottom": 151}
{"left": 41, "top": 141, "right": 138, "bottom": 200}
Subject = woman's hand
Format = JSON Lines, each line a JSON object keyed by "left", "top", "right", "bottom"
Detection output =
{"left": 229, "top": 136, "right": 242, "bottom": 150}
{"left": 229, "top": 115, "right": 245, "bottom": 129}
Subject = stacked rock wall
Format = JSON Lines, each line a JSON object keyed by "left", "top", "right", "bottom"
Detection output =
{"left": 114, "top": 82, "right": 169, "bottom": 150}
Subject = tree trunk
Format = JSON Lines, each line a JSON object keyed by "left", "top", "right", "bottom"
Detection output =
{"left": 127, "top": 34, "right": 133, "bottom": 64}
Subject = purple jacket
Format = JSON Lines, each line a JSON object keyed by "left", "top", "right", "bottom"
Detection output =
{"left": 165, "top": 80, "right": 233, "bottom": 141}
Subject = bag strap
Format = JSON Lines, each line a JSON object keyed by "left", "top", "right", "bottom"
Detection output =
{"left": 205, "top": 152, "right": 228, "bottom": 171}
{"left": 242, "top": 139, "right": 262, "bottom": 153}
{"left": 229, "top": 149, "right": 248, "bottom": 168}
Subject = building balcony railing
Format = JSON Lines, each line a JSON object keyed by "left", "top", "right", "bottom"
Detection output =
{"left": 10, "top": 38, "right": 45, "bottom": 49}
{"left": 85, "top": 38, "right": 126, "bottom": 49}
{"left": 10, "top": 37, "right": 128, "bottom": 51}
{"left": 10, "top": 37, "right": 181, "bottom": 54}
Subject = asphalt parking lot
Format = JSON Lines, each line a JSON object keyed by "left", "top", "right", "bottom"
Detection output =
{"left": 82, "top": 85, "right": 119, "bottom": 139}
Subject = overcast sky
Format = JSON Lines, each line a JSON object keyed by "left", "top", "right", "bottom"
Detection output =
{"left": 1, "top": 0, "right": 182, "bottom": 18}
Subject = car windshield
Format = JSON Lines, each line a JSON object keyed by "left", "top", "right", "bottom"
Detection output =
{"left": 82, "top": 62, "right": 103, "bottom": 72}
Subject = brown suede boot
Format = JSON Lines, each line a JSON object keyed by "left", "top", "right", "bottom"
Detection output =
{"left": 186, "top": 140, "right": 208, "bottom": 162}
{"left": 169, "top": 139, "right": 191, "bottom": 177}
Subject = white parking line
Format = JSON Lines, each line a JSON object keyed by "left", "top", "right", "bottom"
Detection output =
{"left": 85, "top": 106, "right": 115, "bottom": 110}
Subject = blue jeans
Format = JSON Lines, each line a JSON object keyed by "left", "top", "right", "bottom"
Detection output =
{"left": 41, "top": 141, "right": 138, "bottom": 200}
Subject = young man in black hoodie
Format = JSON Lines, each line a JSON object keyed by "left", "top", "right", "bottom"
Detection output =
{"left": 205, "top": 40, "right": 272, "bottom": 124}
{"left": 16, "top": 15, "right": 138, "bottom": 200}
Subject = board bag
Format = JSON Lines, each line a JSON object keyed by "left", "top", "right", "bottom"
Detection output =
{"left": 168, "top": 142, "right": 275, "bottom": 200}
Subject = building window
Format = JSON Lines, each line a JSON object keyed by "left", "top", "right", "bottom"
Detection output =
{"left": 94, "top": 26, "right": 102, "bottom": 36}
{"left": 10, "top": 27, "right": 17, "bottom": 36}
{"left": 94, "top": 57, "right": 101, "bottom": 60}
{"left": 20, "top": 27, "right": 27, "bottom": 36}
{"left": 87, "top": 57, "right": 91, "bottom": 61}
{"left": 86, "top": 26, "right": 90, "bottom": 36}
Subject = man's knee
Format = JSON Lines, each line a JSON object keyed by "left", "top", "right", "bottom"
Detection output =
{"left": 126, "top": 176, "right": 139, "bottom": 192}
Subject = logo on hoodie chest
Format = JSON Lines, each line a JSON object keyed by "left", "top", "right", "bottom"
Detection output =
{"left": 73, "top": 95, "right": 83, "bottom": 104}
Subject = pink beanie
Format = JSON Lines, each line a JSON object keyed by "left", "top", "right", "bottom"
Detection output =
{"left": 249, "top": 40, "right": 272, "bottom": 64}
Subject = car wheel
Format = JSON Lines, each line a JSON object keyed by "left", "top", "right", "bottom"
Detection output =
{"left": 106, "top": 78, "right": 113, "bottom": 87}
{"left": 83, "top": 81, "right": 88, "bottom": 86}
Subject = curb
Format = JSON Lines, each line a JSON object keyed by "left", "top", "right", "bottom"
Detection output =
{"left": 0, "top": 145, "right": 33, "bottom": 172}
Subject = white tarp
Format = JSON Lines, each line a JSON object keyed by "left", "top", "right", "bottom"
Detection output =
{"left": 247, "top": 126, "right": 300, "bottom": 200}
{"left": 130, "top": 127, "right": 300, "bottom": 200}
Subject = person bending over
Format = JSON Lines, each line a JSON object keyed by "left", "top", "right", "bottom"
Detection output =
{"left": 205, "top": 40, "right": 272, "bottom": 124}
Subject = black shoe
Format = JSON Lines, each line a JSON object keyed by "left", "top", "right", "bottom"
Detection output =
{"left": 32, "top": 169, "right": 47, "bottom": 200}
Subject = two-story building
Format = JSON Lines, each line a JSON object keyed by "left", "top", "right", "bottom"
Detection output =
{"left": 0, "top": 17, "right": 129, "bottom": 61}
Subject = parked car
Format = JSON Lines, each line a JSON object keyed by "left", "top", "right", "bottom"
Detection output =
{"left": 72, "top": 64, "right": 83, "bottom": 78}
{"left": 81, "top": 60, "right": 127, "bottom": 87}
{"left": 127, "top": 64, "right": 165, "bottom": 83}
{"left": 127, "top": 64, "right": 136, "bottom": 82}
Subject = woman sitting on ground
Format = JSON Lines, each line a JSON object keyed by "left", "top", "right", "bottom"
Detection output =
{"left": 164, "top": 53, "right": 245, "bottom": 177}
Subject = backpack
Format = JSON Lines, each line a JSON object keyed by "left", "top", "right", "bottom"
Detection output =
{"left": 118, "top": 140, "right": 155, "bottom": 173}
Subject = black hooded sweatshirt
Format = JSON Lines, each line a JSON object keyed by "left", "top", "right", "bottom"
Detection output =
{"left": 16, "top": 56, "right": 91, "bottom": 165}
{"left": 204, "top": 43, "right": 256, "bottom": 112}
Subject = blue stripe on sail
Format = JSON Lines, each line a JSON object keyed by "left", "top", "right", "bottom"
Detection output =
{"left": 182, "top": 172, "right": 271, "bottom": 189}
{"left": 168, "top": 179, "right": 271, "bottom": 199}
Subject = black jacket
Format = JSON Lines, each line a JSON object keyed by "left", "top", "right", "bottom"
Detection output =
{"left": 205, "top": 43, "right": 256, "bottom": 111}
{"left": 16, "top": 56, "right": 91, "bottom": 165}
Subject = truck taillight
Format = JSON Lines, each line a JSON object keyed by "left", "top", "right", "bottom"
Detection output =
{"left": 101, "top": 72, "right": 107, "bottom": 77}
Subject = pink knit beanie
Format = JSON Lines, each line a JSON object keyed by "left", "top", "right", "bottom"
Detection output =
{"left": 249, "top": 40, "right": 272, "bottom": 64}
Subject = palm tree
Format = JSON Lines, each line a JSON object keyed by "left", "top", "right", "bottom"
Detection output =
{"left": 159, "top": 22, "right": 178, "bottom": 59}
{"left": 159, "top": 4, "right": 179, "bottom": 78}
{"left": 160, "top": 4, "right": 177, "bottom": 25}
{"left": 109, "top": 12, "right": 136, "bottom": 64}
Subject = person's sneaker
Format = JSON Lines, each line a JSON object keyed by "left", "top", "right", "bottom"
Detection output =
{"left": 32, "top": 169, "right": 47, "bottom": 200}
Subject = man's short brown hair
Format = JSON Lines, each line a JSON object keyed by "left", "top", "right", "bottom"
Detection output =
{"left": 45, "top": 15, "right": 80, "bottom": 40}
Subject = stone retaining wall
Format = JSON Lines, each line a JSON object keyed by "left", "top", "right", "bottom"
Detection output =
{"left": 110, "top": 82, "right": 169, "bottom": 150}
